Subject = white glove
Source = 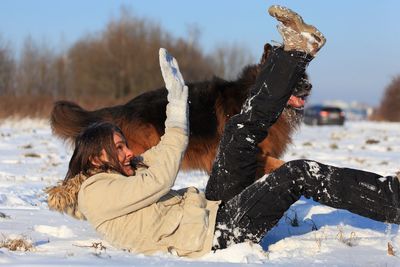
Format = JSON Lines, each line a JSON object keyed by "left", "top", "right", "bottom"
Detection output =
{"left": 159, "top": 48, "right": 189, "bottom": 133}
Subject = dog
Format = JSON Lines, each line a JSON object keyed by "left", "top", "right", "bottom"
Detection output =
{"left": 50, "top": 44, "right": 311, "bottom": 178}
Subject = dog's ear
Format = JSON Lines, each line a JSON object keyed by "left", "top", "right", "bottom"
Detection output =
{"left": 259, "top": 43, "right": 273, "bottom": 66}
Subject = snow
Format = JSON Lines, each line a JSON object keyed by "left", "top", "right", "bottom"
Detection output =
{"left": 0, "top": 118, "right": 400, "bottom": 266}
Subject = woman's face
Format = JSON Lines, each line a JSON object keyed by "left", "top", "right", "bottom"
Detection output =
{"left": 112, "top": 132, "right": 134, "bottom": 176}
{"left": 95, "top": 132, "right": 134, "bottom": 176}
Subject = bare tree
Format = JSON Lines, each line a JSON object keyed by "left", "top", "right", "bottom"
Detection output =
{"left": 209, "top": 43, "right": 255, "bottom": 80}
{"left": 66, "top": 9, "right": 214, "bottom": 100}
{"left": 375, "top": 75, "right": 400, "bottom": 121}
{"left": 16, "top": 37, "right": 57, "bottom": 96}
{"left": 0, "top": 37, "right": 15, "bottom": 95}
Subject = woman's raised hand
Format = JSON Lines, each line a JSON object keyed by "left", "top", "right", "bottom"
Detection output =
{"left": 159, "top": 48, "right": 189, "bottom": 133}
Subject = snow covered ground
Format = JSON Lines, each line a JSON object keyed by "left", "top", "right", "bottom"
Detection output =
{"left": 0, "top": 118, "right": 399, "bottom": 266}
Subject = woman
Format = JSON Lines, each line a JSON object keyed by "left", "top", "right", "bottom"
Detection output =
{"left": 47, "top": 6, "right": 400, "bottom": 257}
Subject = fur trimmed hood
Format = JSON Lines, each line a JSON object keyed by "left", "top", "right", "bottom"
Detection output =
{"left": 46, "top": 173, "right": 88, "bottom": 220}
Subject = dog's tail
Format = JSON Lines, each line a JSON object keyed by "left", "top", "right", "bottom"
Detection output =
{"left": 50, "top": 100, "right": 103, "bottom": 142}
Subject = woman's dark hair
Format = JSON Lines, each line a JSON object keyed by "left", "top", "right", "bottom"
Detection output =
{"left": 64, "top": 122, "right": 126, "bottom": 183}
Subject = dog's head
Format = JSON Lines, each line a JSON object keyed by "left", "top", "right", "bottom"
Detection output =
{"left": 259, "top": 43, "right": 312, "bottom": 111}
{"left": 287, "top": 73, "right": 312, "bottom": 110}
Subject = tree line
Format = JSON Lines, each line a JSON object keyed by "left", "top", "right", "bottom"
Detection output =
{"left": 0, "top": 9, "right": 398, "bottom": 121}
{"left": 0, "top": 10, "right": 253, "bottom": 118}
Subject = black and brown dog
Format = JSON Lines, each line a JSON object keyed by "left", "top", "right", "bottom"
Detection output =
{"left": 50, "top": 44, "right": 311, "bottom": 178}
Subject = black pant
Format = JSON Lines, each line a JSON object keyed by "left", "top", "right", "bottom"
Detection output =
{"left": 210, "top": 160, "right": 400, "bottom": 248}
{"left": 206, "top": 47, "right": 312, "bottom": 201}
{"left": 204, "top": 48, "right": 400, "bottom": 249}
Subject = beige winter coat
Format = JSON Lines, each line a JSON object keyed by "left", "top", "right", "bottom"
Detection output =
{"left": 48, "top": 127, "right": 220, "bottom": 258}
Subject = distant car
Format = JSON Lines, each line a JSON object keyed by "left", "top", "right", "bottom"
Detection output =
{"left": 303, "top": 105, "right": 345, "bottom": 126}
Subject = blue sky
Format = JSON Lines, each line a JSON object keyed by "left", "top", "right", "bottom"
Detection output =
{"left": 1, "top": 0, "right": 399, "bottom": 106}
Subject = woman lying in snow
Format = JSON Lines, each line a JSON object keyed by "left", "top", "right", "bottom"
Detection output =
{"left": 47, "top": 6, "right": 400, "bottom": 257}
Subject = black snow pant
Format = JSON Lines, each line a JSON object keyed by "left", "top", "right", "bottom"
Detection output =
{"left": 210, "top": 159, "right": 400, "bottom": 249}
{"left": 204, "top": 47, "right": 400, "bottom": 249}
